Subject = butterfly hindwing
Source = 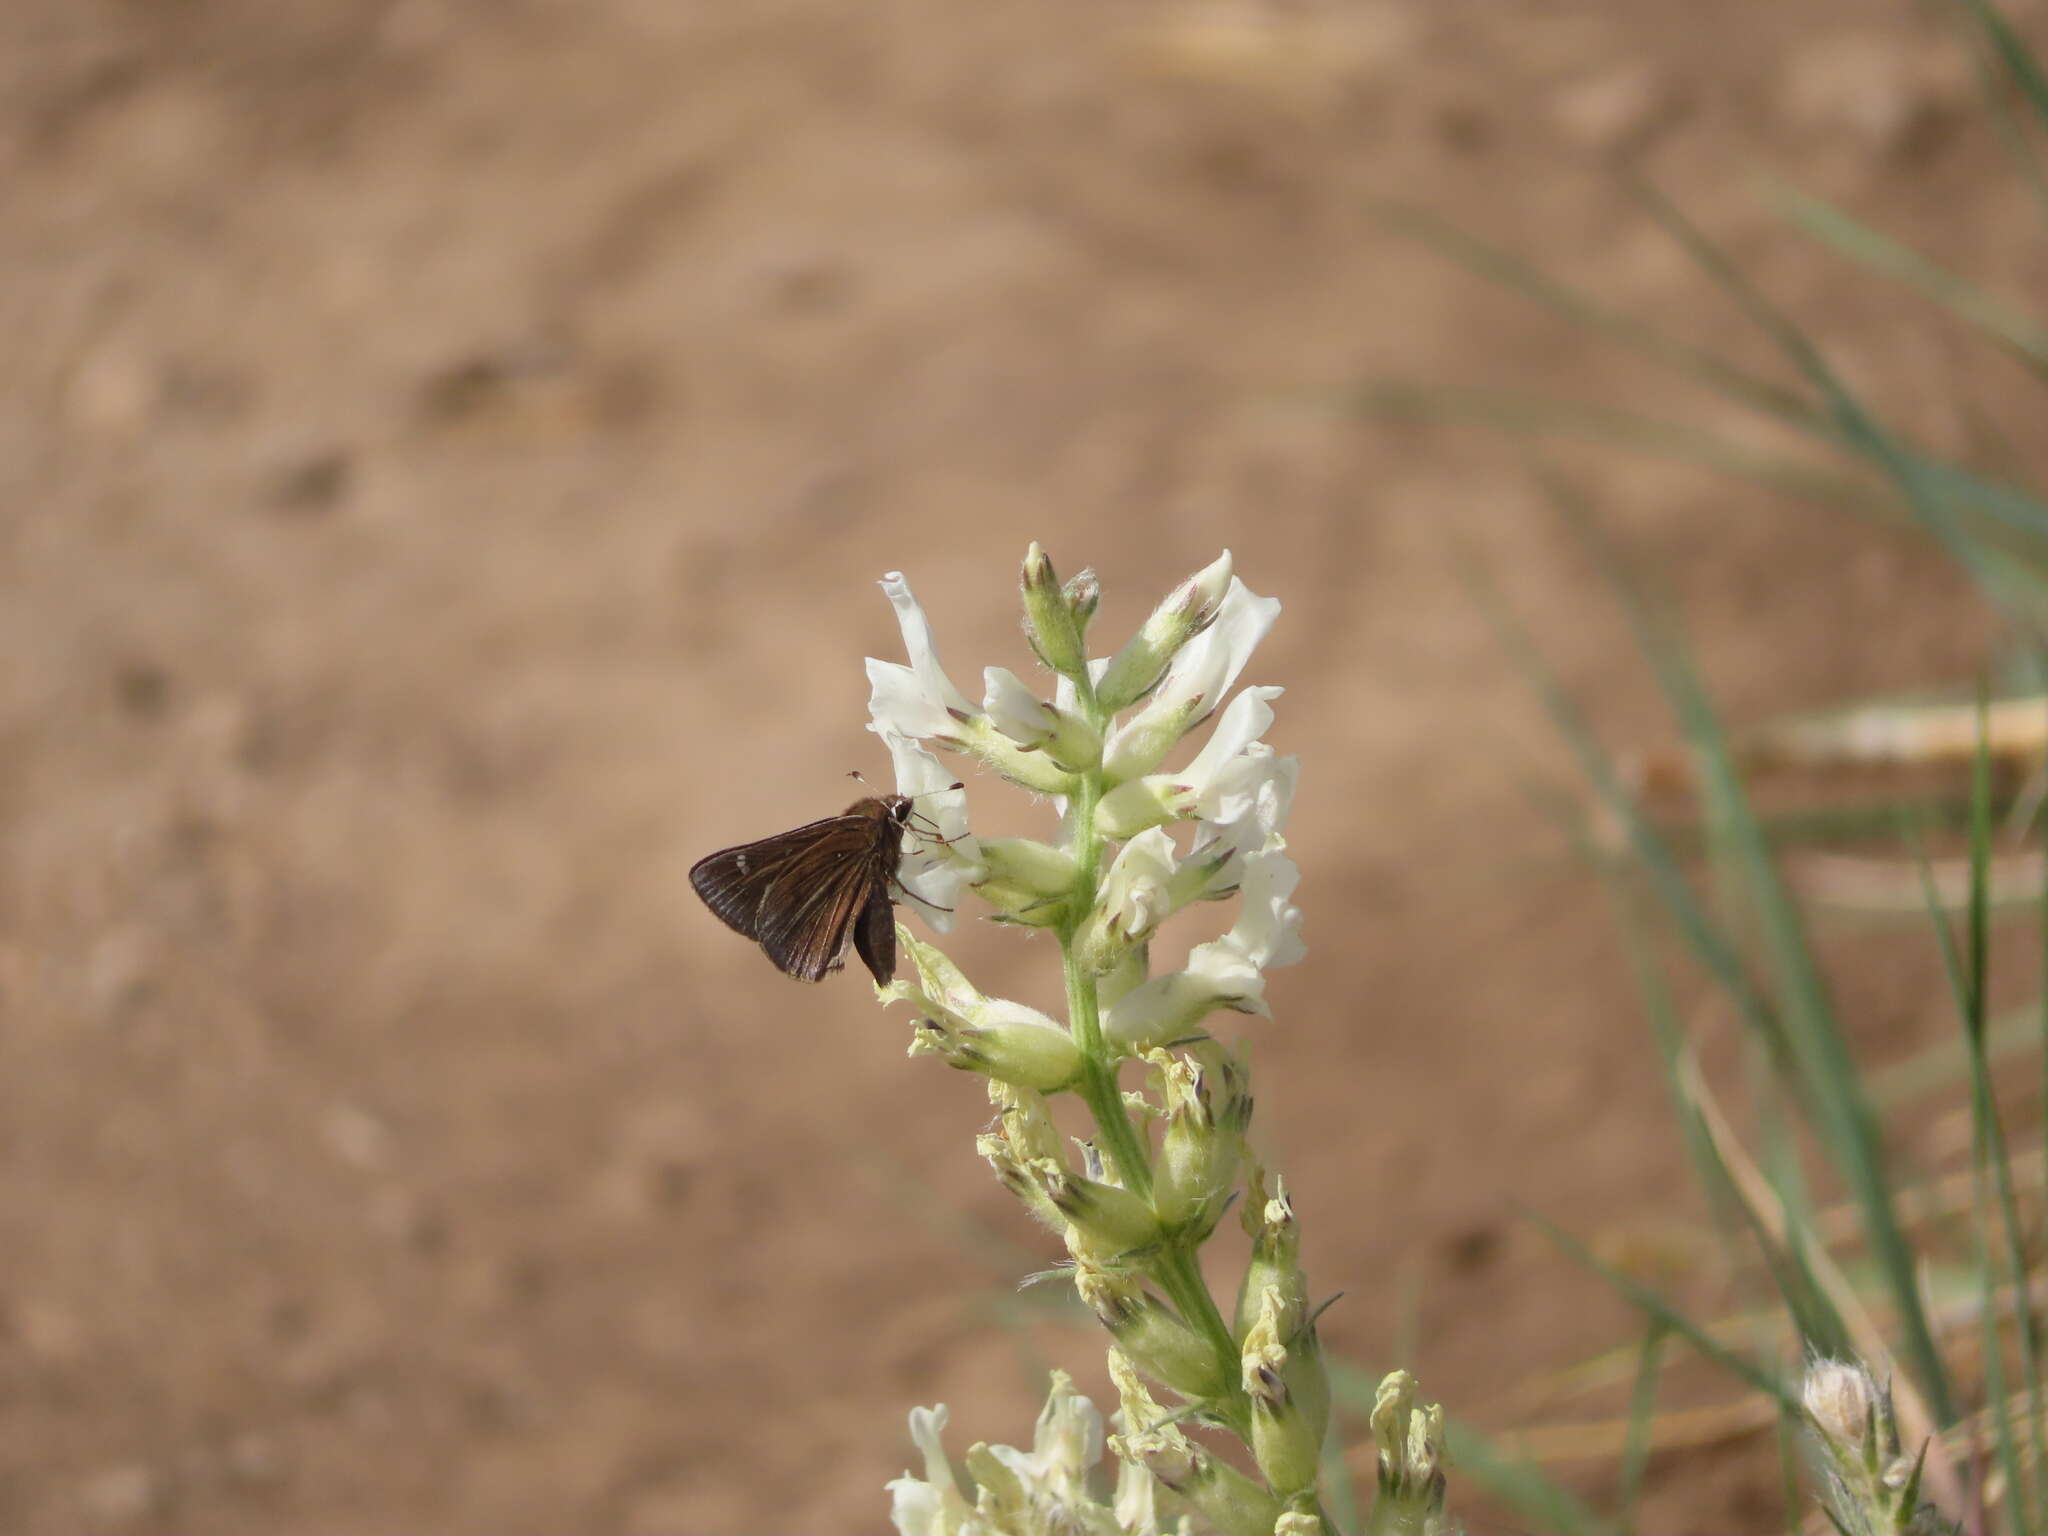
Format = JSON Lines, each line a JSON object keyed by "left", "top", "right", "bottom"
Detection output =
{"left": 851, "top": 884, "right": 897, "bottom": 989}
{"left": 754, "top": 843, "right": 877, "bottom": 982}
{"left": 689, "top": 814, "right": 876, "bottom": 939}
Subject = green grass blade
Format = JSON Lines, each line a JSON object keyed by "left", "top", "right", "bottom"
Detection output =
{"left": 1525, "top": 1209, "right": 1795, "bottom": 1405}
{"left": 1764, "top": 179, "right": 2048, "bottom": 371}
{"left": 1372, "top": 202, "right": 1817, "bottom": 423}
{"left": 1377, "top": 201, "right": 2048, "bottom": 627}
{"left": 1615, "top": 1324, "right": 1666, "bottom": 1533}
{"left": 1547, "top": 467, "right": 1956, "bottom": 1423}
{"left": 1956, "top": 0, "right": 2048, "bottom": 133}
{"left": 1622, "top": 173, "right": 2048, "bottom": 634}
{"left": 1963, "top": 698, "right": 2045, "bottom": 1530}
{"left": 1867, "top": 1001, "right": 2048, "bottom": 1105}
{"left": 1356, "top": 380, "right": 1880, "bottom": 510}
{"left": 1950, "top": 0, "right": 2048, "bottom": 227}
{"left": 1456, "top": 545, "right": 1799, "bottom": 1077}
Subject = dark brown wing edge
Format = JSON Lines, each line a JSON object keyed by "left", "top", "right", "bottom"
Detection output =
{"left": 688, "top": 814, "right": 876, "bottom": 941}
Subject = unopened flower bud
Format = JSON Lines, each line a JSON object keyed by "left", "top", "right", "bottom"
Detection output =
{"left": 1275, "top": 1514, "right": 1325, "bottom": 1536}
{"left": 1062, "top": 567, "right": 1100, "bottom": 627}
{"left": 1802, "top": 1357, "right": 1891, "bottom": 1463}
{"left": 1078, "top": 1265, "right": 1228, "bottom": 1399}
{"left": 1020, "top": 543, "right": 1091, "bottom": 680}
{"left": 1097, "top": 552, "right": 1234, "bottom": 714}
{"left": 1799, "top": 1357, "right": 1947, "bottom": 1536}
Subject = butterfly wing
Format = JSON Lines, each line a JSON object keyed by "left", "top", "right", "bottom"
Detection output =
{"left": 690, "top": 813, "right": 886, "bottom": 982}
{"left": 851, "top": 884, "right": 897, "bottom": 988}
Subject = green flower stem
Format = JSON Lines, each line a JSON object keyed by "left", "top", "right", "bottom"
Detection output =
{"left": 1061, "top": 774, "right": 1153, "bottom": 1199}
{"left": 1062, "top": 679, "right": 1246, "bottom": 1429}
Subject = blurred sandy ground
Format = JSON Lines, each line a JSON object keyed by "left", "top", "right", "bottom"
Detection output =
{"left": 0, "top": 1, "right": 2032, "bottom": 1531}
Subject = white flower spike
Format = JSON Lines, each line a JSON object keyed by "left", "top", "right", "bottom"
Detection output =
{"left": 859, "top": 551, "right": 1377, "bottom": 1535}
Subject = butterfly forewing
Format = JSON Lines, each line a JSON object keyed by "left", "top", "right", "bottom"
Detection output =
{"left": 689, "top": 797, "right": 910, "bottom": 984}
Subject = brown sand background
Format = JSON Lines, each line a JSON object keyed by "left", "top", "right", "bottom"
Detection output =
{"left": 2, "top": 2, "right": 2039, "bottom": 1532}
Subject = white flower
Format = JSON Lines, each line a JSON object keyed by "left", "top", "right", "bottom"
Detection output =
{"left": 869, "top": 572, "right": 978, "bottom": 743}
{"left": 888, "top": 1405, "right": 975, "bottom": 1536}
{"left": 1098, "top": 828, "right": 1180, "bottom": 941}
{"left": 1187, "top": 747, "right": 1299, "bottom": 901}
{"left": 1227, "top": 846, "right": 1305, "bottom": 970}
{"left": 887, "top": 1376, "right": 1184, "bottom": 1536}
{"left": 987, "top": 1371, "right": 1104, "bottom": 1509}
{"left": 883, "top": 730, "right": 983, "bottom": 931}
{"left": 1096, "top": 687, "right": 1284, "bottom": 839}
{"left": 1102, "top": 849, "right": 1301, "bottom": 1048}
{"left": 1102, "top": 579, "right": 1280, "bottom": 781}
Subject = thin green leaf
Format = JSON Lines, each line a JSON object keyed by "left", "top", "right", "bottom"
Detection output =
{"left": 1950, "top": 0, "right": 2048, "bottom": 227}
{"left": 1956, "top": 0, "right": 2048, "bottom": 134}
{"left": 1355, "top": 380, "right": 1879, "bottom": 510}
{"left": 1765, "top": 179, "right": 2048, "bottom": 371}
{"left": 1524, "top": 1207, "right": 1795, "bottom": 1405}
{"left": 1546, "top": 463, "right": 1955, "bottom": 1422}
{"left": 1372, "top": 201, "right": 1815, "bottom": 422}
{"left": 1454, "top": 540, "right": 1798, "bottom": 1077}
{"left": 1963, "top": 693, "right": 2045, "bottom": 1529}
{"left": 1615, "top": 1324, "right": 1666, "bottom": 1533}
{"left": 1623, "top": 174, "right": 2048, "bottom": 636}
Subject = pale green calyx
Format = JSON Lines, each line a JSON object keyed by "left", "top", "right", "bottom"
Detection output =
{"left": 890, "top": 928, "right": 1080, "bottom": 1092}
{"left": 1242, "top": 1284, "right": 1331, "bottom": 1500}
{"left": 1236, "top": 1166, "right": 1307, "bottom": 1345}
{"left": 974, "top": 837, "right": 1080, "bottom": 927}
{"left": 1102, "top": 577, "right": 1281, "bottom": 783}
{"left": 1132, "top": 1439, "right": 1282, "bottom": 1536}
{"left": 1096, "top": 551, "right": 1235, "bottom": 714}
{"left": 1078, "top": 1264, "right": 1230, "bottom": 1399}
{"left": 983, "top": 666, "right": 1103, "bottom": 771}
